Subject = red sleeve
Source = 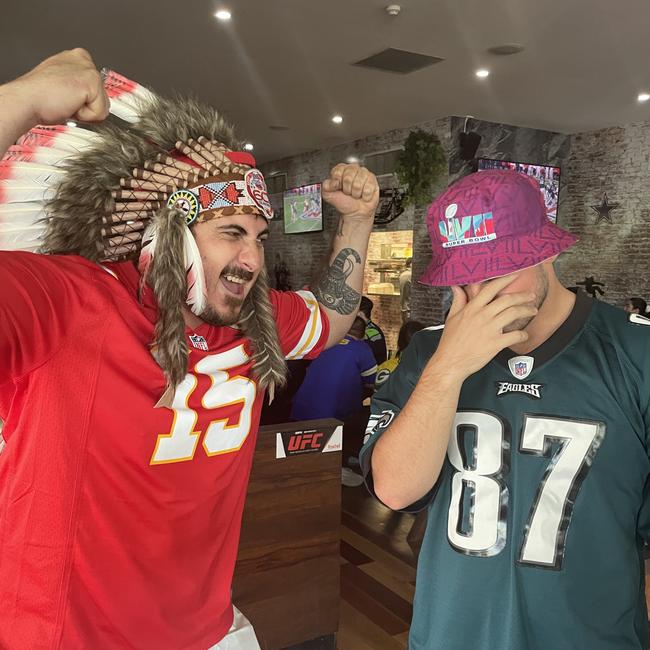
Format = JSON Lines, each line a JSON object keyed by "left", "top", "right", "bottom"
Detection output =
{"left": 270, "top": 289, "right": 330, "bottom": 360}
{"left": 0, "top": 252, "right": 92, "bottom": 381}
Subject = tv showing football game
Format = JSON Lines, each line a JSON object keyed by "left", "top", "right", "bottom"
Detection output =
{"left": 283, "top": 183, "right": 323, "bottom": 234}
{"left": 477, "top": 159, "right": 561, "bottom": 223}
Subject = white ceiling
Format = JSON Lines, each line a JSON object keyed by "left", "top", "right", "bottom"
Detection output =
{"left": 2, "top": 0, "right": 650, "bottom": 163}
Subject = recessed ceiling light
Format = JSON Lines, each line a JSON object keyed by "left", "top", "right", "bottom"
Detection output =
{"left": 346, "top": 156, "right": 360, "bottom": 164}
{"left": 475, "top": 69, "right": 490, "bottom": 78}
{"left": 332, "top": 114, "right": 343, "bottom": 124}
{"left": 66, "top": 120, "right": 77, "bottom": 127}
{"left": 214, "top": 9, "right": 232, "bottom": 21}
{"left": 638, "top": 92, "right": 650, "bottom": 103}
{"left": 244, "top": 143, "right": 254, "bottom": 151}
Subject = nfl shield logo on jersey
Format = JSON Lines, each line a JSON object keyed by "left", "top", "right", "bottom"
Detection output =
{"left": 189, "top": 334, "right": 209, "bottom": 351}
{"left": 508, "top": 355, "right": 534, "bottom": 380}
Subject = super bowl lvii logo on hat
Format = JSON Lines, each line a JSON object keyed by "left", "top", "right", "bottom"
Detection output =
{"left": 439, "top": 202, "right": 497, "bottom": 248}
{"left": 419, "top": 170, "right": 579, "bottom": 287}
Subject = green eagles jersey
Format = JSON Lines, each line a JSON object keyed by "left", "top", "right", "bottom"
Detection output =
{"left": 360, "top": 293, "right": 650, "bottom": 650}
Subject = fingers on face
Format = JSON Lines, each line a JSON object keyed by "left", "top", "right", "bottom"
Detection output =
{"left": 485, "top": 291, "right": 535, "bottom": 318}
{"left": 447, "top": 285, "right": 468, "bottom": 317}
{"left": 470, "top": 273, "right": 520, "bottom": 307}
{"left": 502, "top": 329, "right": 529, "bottom": 348}
{"left": 494, "top": 304, "right": 537, "bottom": 331}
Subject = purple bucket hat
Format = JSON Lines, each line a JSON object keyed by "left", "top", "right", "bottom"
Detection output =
{"left": 420, "top": 169, "right": 577, "bottom": 286}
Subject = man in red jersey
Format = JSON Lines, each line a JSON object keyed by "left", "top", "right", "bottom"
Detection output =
{"left": 0, "top": 49, "right": 378, "bottom": 649}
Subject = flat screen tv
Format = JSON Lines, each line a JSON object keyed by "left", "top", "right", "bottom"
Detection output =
{"left": 283, "top": 183, "right": 323, "bottom": 234}
{"left": 477, "top": 158, "right": 561, "bottom": 223}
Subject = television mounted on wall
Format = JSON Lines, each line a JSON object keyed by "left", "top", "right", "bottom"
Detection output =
{"left": 477, "top": 158, "right": 561, "bottom": 223}
{"left": 283, "top": 183, "right": 323, "bottom": 234}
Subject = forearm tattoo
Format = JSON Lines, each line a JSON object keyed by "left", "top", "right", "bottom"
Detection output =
{"left": 313, "top": 247, "right": 362, "bottom": 315}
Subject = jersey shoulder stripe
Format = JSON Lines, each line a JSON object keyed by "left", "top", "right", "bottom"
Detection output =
{"left": 285, "top": 290, "right": 324, "bottom": 360}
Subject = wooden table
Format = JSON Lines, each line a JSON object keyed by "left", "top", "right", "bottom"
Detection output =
{"left": 233, "top": 419, "right": 343, "bottom": 650}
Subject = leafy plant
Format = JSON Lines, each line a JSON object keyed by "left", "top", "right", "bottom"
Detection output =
{"left": 396, "top": 129, "right": 447, "bottom": 206}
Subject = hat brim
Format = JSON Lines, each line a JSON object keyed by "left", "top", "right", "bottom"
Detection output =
{"left": 419, "top": 221, "right": 577, "bottom": 287}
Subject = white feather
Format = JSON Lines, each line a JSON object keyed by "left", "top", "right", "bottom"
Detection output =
{"left": 2, "top": 146, "right": 69, "bottom": 167}
{"left": 137, "top": 221, "right": 157, "bottom": 274}
{"left": 0, "top": 163, "right": 64, "bottom": 185}
{"left": 0, "top": 205, "right": 46, "bottom": 229}
{"left": 0, "top": 201, "right": 46, "bottom": 214}
{"left": 0, "top": 182, "right": 55, "bottom": 204}
{"left": 17, "top": 130, "right": 92, "bottom": 154}
{"left": 0, "top": 224, "right": 45, "bottom": 248}
{"left": 108, "top": 97, "right": 143, "bottom": 124}
{"left": 183, "top": 227, "right": 207, "bottom": 316}
{"left": 103, "top": 69, "right": 156, "bottom": 124}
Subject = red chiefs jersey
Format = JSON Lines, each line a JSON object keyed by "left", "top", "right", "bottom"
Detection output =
{"left": 0, "top": 252, "right": 329, "bottom": 649}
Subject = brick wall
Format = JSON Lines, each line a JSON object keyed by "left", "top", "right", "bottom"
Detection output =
{"left": 261, "top": 119, "right": 449, "bottom": 342}
{"left": 262, "top": 116, "right": 578, "bottom": 331}
{"left": 557, "top": 123, "right": 650, "bottom": 307}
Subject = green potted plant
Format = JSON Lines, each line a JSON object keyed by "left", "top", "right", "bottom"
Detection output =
{"left": 396, "top": 129, "right": 447, "bottom": 206}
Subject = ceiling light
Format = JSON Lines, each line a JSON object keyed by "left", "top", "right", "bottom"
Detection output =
{"left": 214, "top": 9, "right": 232, "bottom": 21}
{"left": 332, "top": 114, "right": 343, "bottom": 124}
{"left": 475, "top": 69, "right": 490, "bottom": 78}
{"left": 66, "top": 120, "right": 77, "bottom": 127}
{"left": 638, "top": 92, "right": 650, "bottom": 103}
{"left": 346, "top": 156, "right": 360, "bottom": 164}
{"left": 244, "top": 143, "right": 254, "bottom": 151}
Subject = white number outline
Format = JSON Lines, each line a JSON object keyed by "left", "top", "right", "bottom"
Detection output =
{"left": 447, "top": 410, "right": 510, "bottom": 557}
{"left": 446, "top": 410, "right": 605, "bottom": 570}
{"left": 150, "top": 345, "right": 257, "bottom": 465}
{"left": 517, "top": 414, "right": 605, "bottom": 570}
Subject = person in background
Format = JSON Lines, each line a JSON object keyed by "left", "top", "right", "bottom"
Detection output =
{"left": 291, "top": 316, "right": 377, "bottom": 423}
{"left": 291, "top": 317, "right": 377, "bottom": 487}
{"left": 358, "top": 295, "right": 388, "bottom": 365}
{"left": 375, "top": 319, "right": 426, "bottom": 389}
{"left": 626, "top": 296, "right": 648, "bottom": 315}
{"left": 399, "top": 257, "right": 412, "bottom": 322}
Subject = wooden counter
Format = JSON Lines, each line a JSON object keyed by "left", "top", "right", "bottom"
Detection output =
{"left": 233, "top": 419, "right": 343, "bottom": 650}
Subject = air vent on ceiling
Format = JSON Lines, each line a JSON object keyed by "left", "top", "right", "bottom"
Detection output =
{"left": 487, "top": 43, "right": 525, "bottom": 56}
{"left": 353, "top": 48, "right": 444, "bottom": 74}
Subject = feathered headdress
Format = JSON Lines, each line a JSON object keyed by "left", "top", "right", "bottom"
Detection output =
{"left": 0, "top": 71, "right": 287, "bottom": 404}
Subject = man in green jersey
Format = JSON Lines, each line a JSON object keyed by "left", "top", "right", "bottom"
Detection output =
{"left": 361, "top": 169, "right": 650, "bottom": 649}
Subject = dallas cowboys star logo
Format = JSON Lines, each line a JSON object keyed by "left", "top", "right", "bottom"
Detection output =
{"left": 591, "top": 193, "right": 620, "bottom": 224}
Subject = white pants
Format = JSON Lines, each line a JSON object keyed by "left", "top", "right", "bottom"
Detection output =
{"left": 207, "top": 607, "right": 261, "bottom": 650}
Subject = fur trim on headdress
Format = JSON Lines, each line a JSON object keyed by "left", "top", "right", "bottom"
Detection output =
{"left": 42, "top": 124, "right": 158, "bottom": 260}
{"left": 143, "top": 206, "right": 190, "bottom": 389}
{"left": 137, "top": 95, "right": 240, "bottom": 152}
{"left": 0, "top": 76, "right": 287, "bottom": 400}
{"left": 238, "top": 268, "right": 288, "bottom": 395}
